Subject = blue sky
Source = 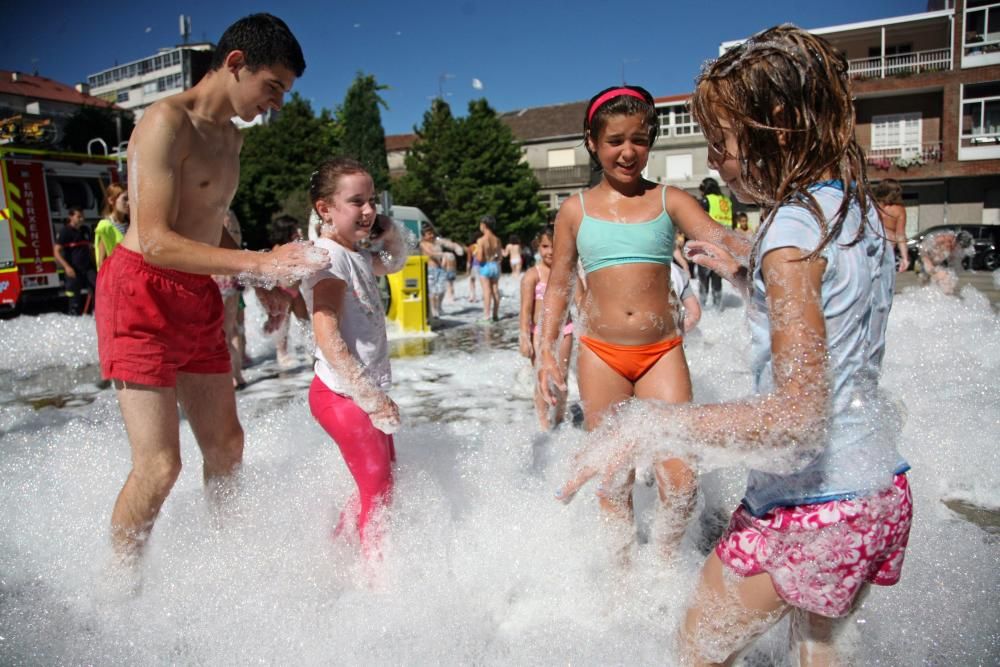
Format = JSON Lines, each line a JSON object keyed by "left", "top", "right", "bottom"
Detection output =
{"left": 7, "top": 1, "right": 924, "bottom": 135}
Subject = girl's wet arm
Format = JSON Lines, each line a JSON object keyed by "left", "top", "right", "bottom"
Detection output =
{"left": 670, "top": 247, "right": 829, "bottom": 452}
{"left": 667, "top": 186, "right": 751, "bottom": 265}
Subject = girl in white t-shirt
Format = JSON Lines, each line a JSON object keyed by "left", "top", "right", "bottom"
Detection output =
{"left": 300, "top": 157, "right": 407, "bottom": 552}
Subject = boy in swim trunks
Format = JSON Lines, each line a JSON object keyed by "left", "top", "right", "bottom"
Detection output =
{"left": 475, "top": 215, "right": 503, "bottom": 321}
{"left": 96, "top": 13, "right": 329, "bottom": 567}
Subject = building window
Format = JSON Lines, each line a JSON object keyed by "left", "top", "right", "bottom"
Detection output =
{"left": 961, "top": 81, "right": 1000, "bottom": 147}
{"left": 965, "top": 1, "right": 1000, "bottom": 54}
{"left": 143, "top": 81, "right": 157, "bottom": 95}
{"left": 665, "top": 154, "right": 693, "bottom": 181}
{"left": 116, "top": 90, "right": 129, "bottom": 103}
{"left": 657, "top": 104, "right": 700, "bottom": 138}
{"left": 555, "top": 192, "right": 571, "bottom": 207}
{"left": 172, "top": 51, "right": 181, "bottom": 66}
{"left": 547, "top": 148, "right": 575, "bottom": 168}
{"left": 871, "top": 112, "right": 922, "bottom": 155}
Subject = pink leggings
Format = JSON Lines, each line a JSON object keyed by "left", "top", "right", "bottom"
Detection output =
{"left": 309, "top": 376, "right": 396, "bottom": 545}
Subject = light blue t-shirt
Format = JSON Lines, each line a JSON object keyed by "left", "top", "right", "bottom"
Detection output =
{"left": 742, "top": 182, "right": 909, "bottom": 517}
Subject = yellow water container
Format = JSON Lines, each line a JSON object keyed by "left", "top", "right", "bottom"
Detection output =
{"left": 387, "top": 254, "right": 429, "bottom": 333}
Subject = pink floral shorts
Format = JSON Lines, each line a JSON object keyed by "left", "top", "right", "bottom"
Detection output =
{"left": 716, "top": 474, "right": 912, "bottom": 617}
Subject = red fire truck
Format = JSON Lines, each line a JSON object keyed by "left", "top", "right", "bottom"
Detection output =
{"left": 0, "top": 146, "right": 121, "bottom": 314}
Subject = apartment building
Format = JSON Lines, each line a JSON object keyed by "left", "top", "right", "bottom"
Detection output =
{"left": 87, "top": 44, "right": 213, "bottom": 121}
{"left": 723, "top": 0, "right": 1000, "bottom": 233}
{"left": 388, "top": 3, "right": 998, "bottom": 232}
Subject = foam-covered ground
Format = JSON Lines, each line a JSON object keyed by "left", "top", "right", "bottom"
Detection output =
{"left": 0, "top": 272, "right": 997, "bottom": 665}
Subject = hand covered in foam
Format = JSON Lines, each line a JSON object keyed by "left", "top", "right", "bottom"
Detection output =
{"left": 685, "top": 240, "right": 741, "bottom": 282}
{"left": 367, "top": 392, "right": 401, "bottom": 434}
{"left": 258, "top": 240, "right": 331, "bottom": 287}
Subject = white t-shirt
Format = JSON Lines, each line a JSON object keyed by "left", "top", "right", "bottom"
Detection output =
{"left": 300, "top": 238, "right": 391, "bottom": 395}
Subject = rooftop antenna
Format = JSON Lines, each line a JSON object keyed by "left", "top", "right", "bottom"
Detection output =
{"left": 179, "top": 15, "right": 191, "bottom": 45}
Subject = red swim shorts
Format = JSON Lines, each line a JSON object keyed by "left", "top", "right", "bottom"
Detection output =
{"left": 715, "top": 474, "right": 912, "bottom": 617}
{"left": 96, "top": 246, "right": 230, "bottom": 387}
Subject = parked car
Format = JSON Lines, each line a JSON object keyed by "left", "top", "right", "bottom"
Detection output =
{"left": 906, "top": 224, "right": 1000, "bottom": 272}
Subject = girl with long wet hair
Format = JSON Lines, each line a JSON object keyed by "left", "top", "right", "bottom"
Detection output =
{"left": 561, "top": 25, "right": 911, "bottom": 665}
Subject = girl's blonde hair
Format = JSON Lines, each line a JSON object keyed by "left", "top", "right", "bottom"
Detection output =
{"left": 690, "top": 24, "right": 873, "bottom": 267}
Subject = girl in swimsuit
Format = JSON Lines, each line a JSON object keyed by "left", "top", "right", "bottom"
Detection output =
{"left": 560, "top": 27, "right": 912, "bottom": 665}
{"left": 537, "top": 85, "right": 746, "bottom": 560}
{"left": 519, "top": 225, "right": 574, "bottom": 431}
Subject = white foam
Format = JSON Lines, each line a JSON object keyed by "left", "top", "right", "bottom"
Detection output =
{"left": 0, "top": 276, "right": 997, "bottom": 664}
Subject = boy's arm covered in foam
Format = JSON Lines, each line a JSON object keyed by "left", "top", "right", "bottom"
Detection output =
{"left": 129, "top": 104, "right": 327, "bottom": 280}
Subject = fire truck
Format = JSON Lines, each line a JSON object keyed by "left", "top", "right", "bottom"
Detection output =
{"left": 0, "top": 146, "right": 121, "bottom": 314}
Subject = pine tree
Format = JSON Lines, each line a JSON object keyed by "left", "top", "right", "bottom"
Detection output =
{"left": 339, "top": 73, "right": 391, "bottom": 192}
{"left": 233, "top": 93, "right": 338, "bottom": 248}
{"left": 438, "top": 99, "right": 544, "bottom": 243}
{"left": 391, "top": 98, "right": 461, "bottom": 236}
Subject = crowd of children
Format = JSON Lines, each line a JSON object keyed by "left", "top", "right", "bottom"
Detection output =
{"left": 88, "top": 13, "right": 917, "bottom": 665}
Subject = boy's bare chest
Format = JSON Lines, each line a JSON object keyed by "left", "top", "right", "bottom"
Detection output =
{"left": 180, "top": 130, "right": 240, "bottom": 204}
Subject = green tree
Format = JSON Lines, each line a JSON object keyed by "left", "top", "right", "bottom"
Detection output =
{"left": 438, "top": 99, "right": 544, "bottom": 243}
{"left": 233, "top": 93, "right": 338, "bottom": 248}
{"left": 60, "top": 106, "right": 134, "bottom": 154}
{"left": 391, "top": 98, "right": 462, "bottom": 236}
{"left": 339, "top": 73, "right": 391, "bottom": 192}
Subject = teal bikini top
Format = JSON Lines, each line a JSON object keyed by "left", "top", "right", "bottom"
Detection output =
{"left": 576, "top": 187, "right": 674, "bottom": 274}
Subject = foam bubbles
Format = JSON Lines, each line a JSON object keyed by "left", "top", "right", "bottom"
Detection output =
{"left": 0, "top": 276, "right": 997, "bottom": 664}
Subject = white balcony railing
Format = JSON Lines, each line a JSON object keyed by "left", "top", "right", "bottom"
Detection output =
{"left": 848, "top": 48, "right": 951, "bottom": 79}
{"left": 865, "top": 142, "right": 943, "bottom": 170}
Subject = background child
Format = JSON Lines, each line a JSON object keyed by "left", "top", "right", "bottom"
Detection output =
{"left": 93, "top": 183, "right": 129, "bottom": 269}
{"left": 300, "top": 157, "right": 407, "bottom": 553}
{"left": 560, "top": 25, "right": 912, "bottom": 665}
{"left": 538, "top": 85, "right": 744, "bottom": 560}
{"left": 671, "top": 261, "right": 701, "bottom": 334}
{"left": 519, "top": 225, "right": 573, "bottom": 430}
{"left": 503, "top": 234, "right": 525, "bottom": 277}
{"left": 465, "top": 233, "right": 480, "bottom": 303}
{"left": 255, "top": 215, "right": 310, "bottom": 368}
{"left": 476, "top": 215, "right": 503, "bottom": 322}
{"left": 873, "top": 178, "right": 910, "bottom": 272}
{"left": 733, "top": 211, "right": 752, "bottom": 236}
{"left": 213, "top": 209, "right": 247, "bottom": 388}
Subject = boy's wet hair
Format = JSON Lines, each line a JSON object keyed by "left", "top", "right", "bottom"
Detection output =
{"left": 67, "top": 206, "right": 84, "bottom": 217}
{"left": 268, "top": 214, "right": 301, "bottom": 245}
{"left": 690, "top": 24, "right": 873, "bottom": 267}
{"left": 583, "top": 85, "right": 658, "bottom": 168}
{"left": 309, "top": 157, "right": 369, "bottom": 208}
{"left": 211, "top": 13, "right": 306, "bottom": 77}
{"left": 480, "top": 215, "right": 497, "bottom": 231}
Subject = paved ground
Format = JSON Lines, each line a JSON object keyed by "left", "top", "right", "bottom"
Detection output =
{"left": 895, "top": 269, "right": 999, "bottom": 308}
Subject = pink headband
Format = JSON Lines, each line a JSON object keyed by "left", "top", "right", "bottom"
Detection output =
{"left": 587, "top": 88, "right": 648, "bottom": 124}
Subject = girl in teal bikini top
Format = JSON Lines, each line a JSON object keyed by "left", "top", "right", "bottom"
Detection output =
{"left": 575, "top": 186, "right": 675, "bottom": 274}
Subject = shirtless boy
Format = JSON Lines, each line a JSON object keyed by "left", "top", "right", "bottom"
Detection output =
{"left": 96, "top": 14, "right": 329, "bottom": 565}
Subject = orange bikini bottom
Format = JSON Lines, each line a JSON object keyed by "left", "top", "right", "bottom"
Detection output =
{"left": 579, "top": 335, "right": 683, "bottom": 383}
